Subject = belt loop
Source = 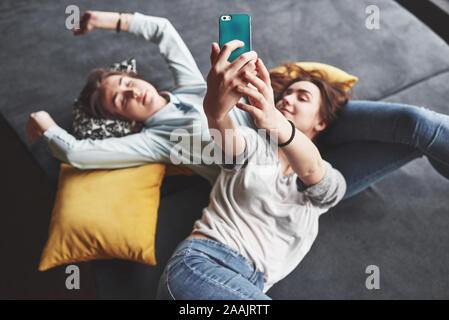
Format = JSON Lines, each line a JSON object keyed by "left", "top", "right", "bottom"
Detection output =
{"left": 222, "top": 252, "right": 232, "bottom": 264}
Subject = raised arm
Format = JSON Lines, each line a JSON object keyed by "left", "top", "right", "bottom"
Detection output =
{"left": 203, "top": 41, "right": 257, "bottom": 158}
{"left": 27, "top": 111, "right": 166, "bottom": 168}
{"left": 128, "top": 13, "right": 205, "bottom": 89}
{"left": 74, "top": 10, "right": 205, "bottom": 90}
{"left": 73, "top": 11, "right": 133, "bottom": 34}
{"left": 235, "top": 59, "right": 326, "bottom": 187}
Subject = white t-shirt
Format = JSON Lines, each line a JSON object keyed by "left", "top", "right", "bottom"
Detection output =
{"left": 193, "top": 126, "right": 347, "bottom": 292}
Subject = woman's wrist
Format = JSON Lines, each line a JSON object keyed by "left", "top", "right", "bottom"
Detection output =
{"left": 206, "top": 111, "right": 229, "bottom": 124}
{"left": 267, "top": 111, "right": 294, "bottom": 145}
{"left": 203, "top": 98, "right": 229, "bottom": 123}
{"left": 90, "top": 11, "right": 133, "bottom": 32}
{"left": 118, "top": 13, "right": 133, "bottom": 32}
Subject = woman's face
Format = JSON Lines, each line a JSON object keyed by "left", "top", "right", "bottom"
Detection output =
{"left": 99, "top": 75, "right": 160, "bottom": 121}
{"left": 275, "top": 80, "right": 327, "bottom": 139}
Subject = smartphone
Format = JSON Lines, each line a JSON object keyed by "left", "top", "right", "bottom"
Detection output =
{"left": 219, "top": 14, "right": 251, "bottom": 62}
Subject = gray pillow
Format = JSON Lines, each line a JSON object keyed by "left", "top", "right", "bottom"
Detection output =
{"left": 72, "top": 58, "right": 138, "bottom": 140}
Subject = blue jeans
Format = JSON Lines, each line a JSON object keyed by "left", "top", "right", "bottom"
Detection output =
{"left": 316, "top": 100, "right": 449, "bottom": 200}
{"left": 156, "top": 238, "right": 270, "bottom": 300}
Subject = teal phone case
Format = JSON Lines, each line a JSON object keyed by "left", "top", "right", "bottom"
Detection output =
{"left": 219, "top": 14, "right": 251, "bottom": 62}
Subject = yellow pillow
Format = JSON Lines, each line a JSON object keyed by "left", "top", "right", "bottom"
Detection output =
{"left": 38, "top": 163, "right": 166, "bottom": 271}
{"left": 270, "top": 62, "right": 358, "bottom": 91}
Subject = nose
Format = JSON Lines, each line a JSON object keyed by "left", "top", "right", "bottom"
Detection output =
{"left": 283, "top": 94, "right": 294, "bottom": 107}
{"left": 124, "top": 88, "right": 141, "bottom": 99}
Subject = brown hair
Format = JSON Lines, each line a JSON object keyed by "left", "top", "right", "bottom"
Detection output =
{"left": 77, "top": 68, "right": 142, "bottom": 120}
{"left": 269, "top": 63, "right": 352, "bottom": 127}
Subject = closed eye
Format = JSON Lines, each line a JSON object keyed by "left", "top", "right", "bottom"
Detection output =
{"left": 298, "top": 94, "right": 308, "bottom": 102}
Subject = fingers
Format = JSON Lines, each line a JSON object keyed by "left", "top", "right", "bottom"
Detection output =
{"left": 228, "top": 50, "right": 258, "bottom": 74}
{"left": 73, "top": 13, "right": 91, "bottom": 35}
{"left": 236, "top": 101, "right": 263, "bottom": 118}
{"left": 229, "top": 57, "right": 256, "bottom": 77}
{"left": 238, "top": 59, "right": 257, "bottom": 87}
{"left": 256, "top": 58, "right": 271, "bottom": 87}
{"left": 27, "top": 114, "right": 39, "bottom": 142}
{"left": 236, "top": 85, "right": 265, "bottom": 109}
{"left": 73, "top": 25, "right": 86, "bottom": 36}
{"left": 210, "top": 42, "right": 220, "bottom": 66}
{"left": 26, "top": 118, "right": 41, "bottom": 142}
{"left": 215, "top": 40, "right": 245, "bottom": 69}
{"left": 242, "top": 69, "right": 269, "bottom": 96}
{"left": 27, "top": 111, "right": 56, "bottom": 138}
{"left": 80, "top": 12, "right": 90, "bottom": 26}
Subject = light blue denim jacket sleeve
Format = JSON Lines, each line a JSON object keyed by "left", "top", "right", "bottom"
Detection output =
{"left": 43, "top": 13, "right": 206, "bottom": 169}
{"left": 43, "top": 125, "right": 168, "bottom": 168}
{"left": 129, "top": 13, "right": 205, "bottom": 89}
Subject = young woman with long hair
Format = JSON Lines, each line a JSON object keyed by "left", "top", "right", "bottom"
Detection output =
{"left": 157, "top": 41, "right": 449, "bottom": 299}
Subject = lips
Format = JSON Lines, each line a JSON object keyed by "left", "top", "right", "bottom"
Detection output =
{"left": 280, "top": 107, "right": 293, "bottom": 116}
{"left": 278, "top": 100, "right": 293, "bottom": 115}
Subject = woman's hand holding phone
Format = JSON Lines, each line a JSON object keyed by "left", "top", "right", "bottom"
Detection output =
{"left": 203, "top": 40, "right": 257, "bottom": 158}
{"left": 203, "top": 40, "right": 258, "bottom": 122}
{"left": 237, "top": 59, "right": 326, "bottom": 185}
{"left": 236, "top": 59, "right": 291, "bottom": 142}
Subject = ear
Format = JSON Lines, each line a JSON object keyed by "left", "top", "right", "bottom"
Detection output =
{"left": 314, "top": 119, "right": 327, "bottom": 133}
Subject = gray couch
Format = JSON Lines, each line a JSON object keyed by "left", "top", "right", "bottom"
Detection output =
{"left": 2, "top": 0, "right": 449, "bottom": 299}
